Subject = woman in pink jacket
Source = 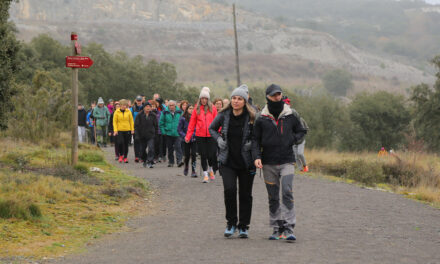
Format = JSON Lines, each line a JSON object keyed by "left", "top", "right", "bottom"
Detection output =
{"left": 185, "top": 87, "right": 218, "bottom": 183}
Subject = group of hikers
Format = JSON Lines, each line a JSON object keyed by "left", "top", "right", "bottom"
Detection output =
{"left": 77, "top": 84, "right": 310, "bottom": 242}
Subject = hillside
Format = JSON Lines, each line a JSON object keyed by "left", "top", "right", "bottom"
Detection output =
{"left": 9, "top": 0, "right": 435, "bottom": 92}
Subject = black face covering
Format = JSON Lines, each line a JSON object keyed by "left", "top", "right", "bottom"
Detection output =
{"left": 267, "top": 98, "right": 284, "bottom": 119}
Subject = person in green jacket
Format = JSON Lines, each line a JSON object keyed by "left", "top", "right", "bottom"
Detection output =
{"left": 159, "top": 100, "right": 183, "bottom": 167}
{"left": 93, "top": 97, "right": 111, "bottom": 147}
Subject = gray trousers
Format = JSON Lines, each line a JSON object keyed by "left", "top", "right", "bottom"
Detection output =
{"left": 293, "top": 140, "right": 306, "bottom": 168}
{"left": 262, "top": 163, "right": 296, "bottom": 230}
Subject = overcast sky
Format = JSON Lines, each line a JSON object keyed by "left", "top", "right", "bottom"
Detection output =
{"left": 425, "top": 0, "right": 440, "bottom": 4}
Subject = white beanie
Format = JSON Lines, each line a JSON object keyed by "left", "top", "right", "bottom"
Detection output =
{"left": 97, "top": 97, "right": 104, "bottom": 105}
{"left": 199, "top": 86, "right": 210, "bottom": 99}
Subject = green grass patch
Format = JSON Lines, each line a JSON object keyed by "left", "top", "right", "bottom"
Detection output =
{"left": 0, "top": 139, "right": 150, "bottom": 259}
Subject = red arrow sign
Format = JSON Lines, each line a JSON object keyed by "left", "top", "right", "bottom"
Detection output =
{"left": 66, "top": 56, "right": 94, "bottom": 68}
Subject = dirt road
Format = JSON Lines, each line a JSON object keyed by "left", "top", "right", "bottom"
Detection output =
{"left": 52, "top": 148, "right": 440, "bottom": 264}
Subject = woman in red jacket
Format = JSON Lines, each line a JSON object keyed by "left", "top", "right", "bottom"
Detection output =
{"left": 185, "top": 87, "right": 218, "bottom": 183}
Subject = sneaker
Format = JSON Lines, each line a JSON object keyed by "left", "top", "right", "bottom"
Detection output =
{"left": 118, "top": 156, "right": 123, "bottom": 163}
{"left": 148, "top": 163, "right": 154, "bottom": 169}
{"left": 203, "top": 174, "right": 209, "bottom": 183}
{"left": 278, "top": 226, "right": 286, "bottom": 239}
{"left": 177, "top": 161, "right": 184, "bottom": 167}
{"left": 124, "top": 158, "right": 128, "bottom": 163}
{"left": 143, "top": 161, "right": 147, "bottom": 168}
{"left": 238, "top": 228, "right": 249, "bottom": 239}
{"left": 167, "top": 164, "right": 174, "bottom": 167}
{"left": 284, "top": 229, "right": 297, "bottom": 243}
{"left": 224, "top": 225, "right": 236, "bottom": 238}
{"left": 183, "top": 166, "right": 189, "bottom": 176}
{"left": 135, "top": 158, "right": 139, "bottom": 163}
{"left": 191, "top": 171, "right": 198, "bottom": 178}
{"left": 209, "top": 171, "right": 215, "bottom": 180}
{"left": 302, "top": 166, "right": 309, "bottom": 172}
{"left": 269, "top": 229, "right": 282, "bottom": 240}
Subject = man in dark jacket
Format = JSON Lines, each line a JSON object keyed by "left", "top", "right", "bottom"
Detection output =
{"left": 132, "top": 96, "right": 145, "bottom": 162}
{"left": 252, "top": 84, "right": 306, "bottom": 242}
{"left": 135, "top": 102, "right": 158, "bottom": 168}
{"left": 78, "top": 104, "right": 88, "bottom": 143}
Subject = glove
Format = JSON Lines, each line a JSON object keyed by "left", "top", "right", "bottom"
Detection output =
{"left": 217, "top": 137, "right": 227, "bottom": 149}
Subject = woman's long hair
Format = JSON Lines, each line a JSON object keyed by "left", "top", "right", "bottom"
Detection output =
{"left": 183, "top": 104, "right": 193, "bottom": 121}
{"left": 220, "top": 100, "right": 256, "bottom": 124}
{"left": 195, "top": 98, "right": 213, "bottom": 115}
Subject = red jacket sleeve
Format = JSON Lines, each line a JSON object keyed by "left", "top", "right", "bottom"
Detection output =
{"left": 185, "top": 105, "right": 198, "bottom": 142}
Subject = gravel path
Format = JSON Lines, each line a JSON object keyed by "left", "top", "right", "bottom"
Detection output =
{"left": 52, "top": 148, "right": 440, "bottom": 264}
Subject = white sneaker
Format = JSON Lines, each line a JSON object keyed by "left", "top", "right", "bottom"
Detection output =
{"left": 203, "top": 172, "right": 209, "bottom": 183}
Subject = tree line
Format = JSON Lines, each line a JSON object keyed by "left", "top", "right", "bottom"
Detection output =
{"left": 1, "top": 1, "right": 440, "bottom": 152}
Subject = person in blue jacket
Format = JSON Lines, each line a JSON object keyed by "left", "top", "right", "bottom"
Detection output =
{"left": 178, "top": 104, "right": 197, "bottom": 177}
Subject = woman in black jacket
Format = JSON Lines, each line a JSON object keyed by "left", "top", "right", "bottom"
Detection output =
{"left": 209, "top": 85, "right": 256, "bottom": 239}
{"left": 134, "top": 102, "right": 158, "bottom": 168}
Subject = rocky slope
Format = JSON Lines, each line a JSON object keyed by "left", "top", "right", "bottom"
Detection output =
{"left": 9, "top": 0, "right": 434, "bottom": 88}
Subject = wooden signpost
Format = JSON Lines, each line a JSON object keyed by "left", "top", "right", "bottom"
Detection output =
{"left": 66, "top": 33, "right": 94, "bottom": 166}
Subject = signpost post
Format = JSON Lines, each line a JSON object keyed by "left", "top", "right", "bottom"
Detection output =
{"left": 70, "top": 32, "right": 79, "bottom": 166}
{"left": 66, "top": 33, "right": 93, "bottom": 166}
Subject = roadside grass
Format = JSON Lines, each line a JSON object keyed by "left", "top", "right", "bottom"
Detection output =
{"left": 0, "top": 138, "right": 150, "bottom": 259}
{"left": 305, "top": 149, "right": 440, "bottom": 208}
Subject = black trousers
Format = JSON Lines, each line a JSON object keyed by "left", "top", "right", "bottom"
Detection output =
{"left": 166, "top": 135, "right": 182, "bottom": 165}
{"left": 117, "top": 131, "right": 131, "bottom": 158}
{"left": 184, "top": 141, "right": 197, "bottom": 170}
{"left": 140, "top": 137, "right": 155, "bottom": 163}
{"left": 134, "top": 134, "right": 142, "bottom": 159}
{"left": 219, "top": 165, "right": 255, "bottom": 229}
{"left": 196, "top": 137, "right": 216, "bottom": 172}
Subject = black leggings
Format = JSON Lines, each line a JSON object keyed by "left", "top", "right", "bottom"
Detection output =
{"left": 184, "top": 141, "right": 197, "bottom": 168}
{"left": 196, "top": 136, "right": 216, "bottom": 172}
{"left": 117, "top": 131, "right": 131, "bottom": 158}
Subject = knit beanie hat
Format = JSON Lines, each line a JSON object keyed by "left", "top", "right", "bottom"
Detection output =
{"left": 199, "top": 87, "right": 211, "bottom": 99}
{"left": 97, "top": 97, "right": 104, "bottom": 105}
{"left": 231, "top": 84, "right": 249, "bottom": 103}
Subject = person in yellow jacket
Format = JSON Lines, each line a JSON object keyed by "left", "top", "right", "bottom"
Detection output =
{"left": 378, "top": 147, "right": 388, "bottom": 157}
{"left": 113, "top": 99, "right": 134, "bottom": 163}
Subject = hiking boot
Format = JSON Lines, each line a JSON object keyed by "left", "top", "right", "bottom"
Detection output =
{"left": 209, "top": 171, "right": 215, "bottom": 180}
{"left": 183, "top": 165, "right": 189, "bottom": 176}
{"left": 135, "top": 158, "right": 139, "bottom": 163}
{"left": 302, "top": 166, "right": 309, "bottom": 172}
{"left": 167, "top": 164, "right": 174, "bottom": 167}
{"left": 177, "top": 161, "right": 184, "bottom": 167}
{"left": 191, "top": 171, "right": 198, "bottom": 178}
{"left": 269, "top": 229, "right": 283, "bottom": 240}
{"left": 124, "top": 158, "right": 128, "bottom": 163}
{"left": 238, "top": 228, "right": 249, "bottom": 239}
{"left": 148, "top": 163, "right": 154, "bottom": 169}
{"left": 284, "top": 229, "right": 297, "bottom": 243}
{"left": 118, "top": 156, "right": 123, "bottom": 163}
{"left": 224, "top": 225, "right": 236, "bottom": 238}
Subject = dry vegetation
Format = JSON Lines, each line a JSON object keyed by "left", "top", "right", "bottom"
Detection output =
{"left": 0, "top": 137, "right": 150, "bottom": 260}
{"left": 306, "top": 149, "right": 440, "bottom": 207}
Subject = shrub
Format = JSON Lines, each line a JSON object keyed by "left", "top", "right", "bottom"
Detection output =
{"left": 2, "top": 152, "right": 30, "bottom": 172}
{"left": 0, "top": 200, "right": 42, "bottom": 220}
{"left": 345, "top": 159, "right": 385, "bottom": 186}
{"left": 79, "top": 152, "right": 104, "bottom": 163}
{"left": 73, "top": 163, "right": 89, "bottom": 175}
{"left": 382, "top": 160, "right": 423, "bottom": 187}
{"left": 52, "top": 164, "right": 101, "bottom": 185}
